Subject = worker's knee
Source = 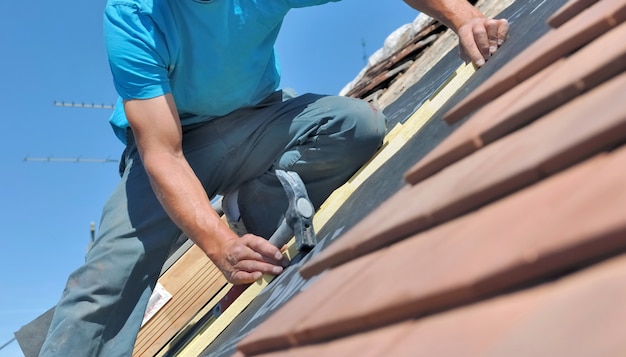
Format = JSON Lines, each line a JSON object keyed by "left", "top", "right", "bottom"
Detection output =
{"left": 321, "top": 96, "right": 387, "bottom": 166}
{"left": 350, "top": 98, "right": 387, "bottom": 152}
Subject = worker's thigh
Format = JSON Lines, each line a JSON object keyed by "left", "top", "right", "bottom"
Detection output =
{"left": 185, "top": 92, "right": 387, "bottom": 238}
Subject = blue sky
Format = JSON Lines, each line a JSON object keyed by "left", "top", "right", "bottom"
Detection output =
{"left": 0, "top": 1, "right": 418, "bottom": 354}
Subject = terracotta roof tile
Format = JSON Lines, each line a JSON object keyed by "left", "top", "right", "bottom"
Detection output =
{"left": 406, "top": 24, "right": 626, "bottom": 184}
{"left": 479, "top": 25, "right": 626, "bottom": 143}
{"left": 236, "top": 251, "right": 383, "bottom": 355}
{"left": 548, "top": 0, "right": 600, "bottom": 27}
{"left": 297, "top": 184, "right": 433, "bottom": 279}
{"left": 256, "top": 254, "right": 626, "bottom": 357}
{"left": 479, "top": 255, "right": 626, "bottom": 357}
{"left": 302, "top": 71, "right": 626, "bottom": 277}
{"left": 443, "top": 0, "right": 626, "bottom": 124}
{"left": 404, "top": 61, "right": 564, "bottom": 185}
{"left": 245, "top": 142, "right": 626, "bottom": 355}
{"left": 253, "top": 322, "right": 414, "bottom": 357}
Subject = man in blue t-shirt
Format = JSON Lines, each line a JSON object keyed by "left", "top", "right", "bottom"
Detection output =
{"left": 40, "top": 0, "right": 508, "bottom": 355}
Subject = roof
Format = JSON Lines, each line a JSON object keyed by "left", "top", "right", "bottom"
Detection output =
{"left": 229, "top": 0, "right": 626, "bottom": 355}
{"left": 18, "top": 0, "right": 626, "bottom": 355}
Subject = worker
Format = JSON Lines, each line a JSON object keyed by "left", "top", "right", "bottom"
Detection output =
{"left": 40, "top": 0, "right": 508, "bottom": 355}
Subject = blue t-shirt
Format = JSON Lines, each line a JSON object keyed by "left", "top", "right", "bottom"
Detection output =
{"left": 104, "top": 0, "right": 339, "bottom": 143}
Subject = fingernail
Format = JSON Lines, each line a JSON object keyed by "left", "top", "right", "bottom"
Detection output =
{"left": 273, "top": 266, "right": 283, "bottom": 274}
{"left": 498, "top": 39, "right": 504, "bottom": 46}
{"left": 476, "top": 59, "right": 485, "bottom": 67}
{"left": 490, "top": 46, "right": 497, "bottom": 54}
{"left": 275, "top": 251, "right": 284, "bottom": 260}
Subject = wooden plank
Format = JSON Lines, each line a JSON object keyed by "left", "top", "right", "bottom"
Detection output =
{"left": 132, "top": 244, "right": 228, "bottom": 356}
{"left": 154, "top": 283, "right": 233, "bottom": 356}
{"left": 177, "top": 275, "right": 274, "bottom": 356}
{"left": 137, "top": 269, "right": 225, "bottom": 356}
{"left": 154, "top": 283, "right": 250, "bottom": 356}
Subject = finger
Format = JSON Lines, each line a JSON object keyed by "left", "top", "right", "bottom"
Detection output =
{"left": 230, "top": 270, "right": 263, "bottom": 285}
{"left": 234, "top": 259, "right": 284, "bottom": 277}
{"left": 242, "top": 234, "right": 285, "bottom": 263}
{"left": 472, "top": 22, "right": 490, "bottom": 60}
{"left": 252, "top": 249, "right": 290, "bottom": 268}
{"left": 227, "top": 236, "right": 289, "bottom": 271}
{"left": 485, "top": 19, "right": 499, "bottom": 55}
{"left": 496, "top": 19, "right": 509, "bottom": 46}
{"left": 458, "top": 25, "right": 485, "bottom": 67}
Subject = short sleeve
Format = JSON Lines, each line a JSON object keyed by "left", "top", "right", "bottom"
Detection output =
{"left": 104, "top": 3, "right": 171, "bottom": 100}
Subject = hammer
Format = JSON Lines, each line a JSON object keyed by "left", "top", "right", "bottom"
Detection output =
{"left": 268, "top": 170, "right": 317, "bottom": 252}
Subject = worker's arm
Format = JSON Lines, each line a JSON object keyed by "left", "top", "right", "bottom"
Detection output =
{"left": 124, "top": 94, "right": 286, "bottom": 284}
{"left": 403, "top": 0, "right": 509, "bottom": 67}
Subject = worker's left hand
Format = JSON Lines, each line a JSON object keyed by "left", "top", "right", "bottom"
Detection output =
{"left": 457, "top": 17, "right": 509, "bottom": 67}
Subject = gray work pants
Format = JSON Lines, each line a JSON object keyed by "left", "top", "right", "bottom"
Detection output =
{"left": 39, "top": 92, "right": 386, "bottom": 356}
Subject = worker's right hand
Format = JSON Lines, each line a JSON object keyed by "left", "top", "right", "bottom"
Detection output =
{"left": 213, "top": 233, "right": 289, "bottom": 285}
{"left": 456, "top": 17, "right": 509, "bottom": 67}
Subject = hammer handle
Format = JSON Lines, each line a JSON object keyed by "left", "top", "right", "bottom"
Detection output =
{"left": 268, "top": 219, "right": 293, "bottom": 248}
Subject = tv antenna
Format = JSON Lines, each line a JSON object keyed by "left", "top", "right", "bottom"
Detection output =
{"left": 53, "top": 100, "right": 116, "bottom": 110}
{"left": 25, "top": 100, "right": 119, "bottom": 164}
{"left": 23, "top": 156, "right": 119, "bottom": 163}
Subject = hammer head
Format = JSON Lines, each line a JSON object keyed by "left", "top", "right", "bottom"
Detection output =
{"left": 275, "top": 170, "right": 317, "bottom": 252}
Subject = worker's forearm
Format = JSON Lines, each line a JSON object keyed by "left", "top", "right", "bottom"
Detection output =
{"left": 142, "top": 151, "right": 234, "bottom": 260}
{"left": 403, "top": 0, "right": 484, "bottom": 33}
